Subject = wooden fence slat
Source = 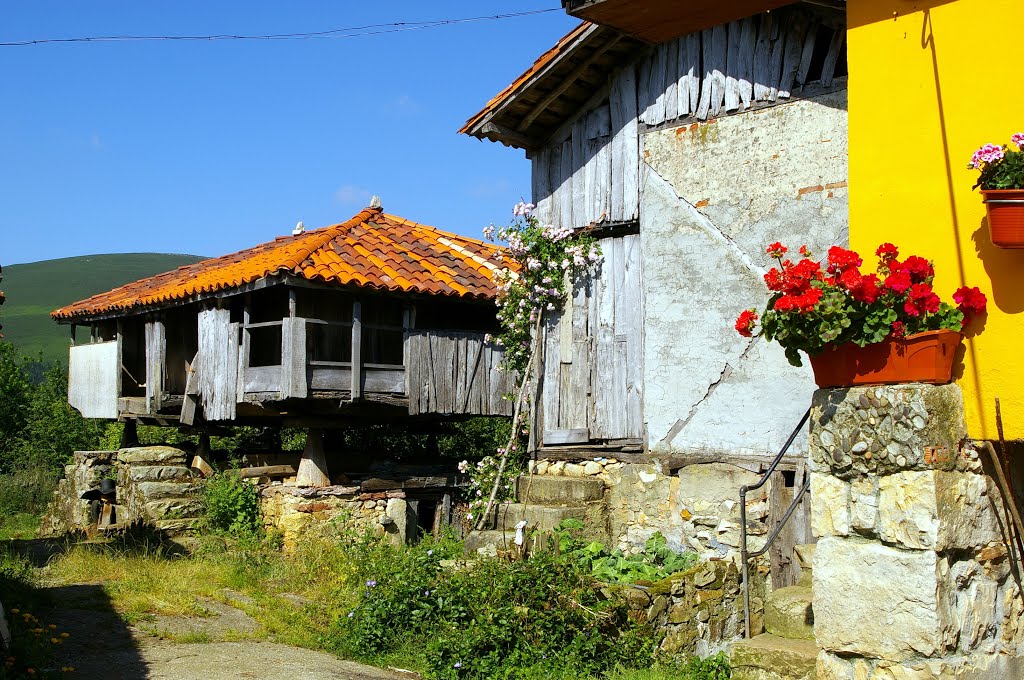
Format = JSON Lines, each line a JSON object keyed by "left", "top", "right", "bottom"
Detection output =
{"left": 663, "top": 37, "right": 679, "bottom": 121}
{"left": 559, "top": 139, "right": 574, "bottom": 228}
{"left": 725, "top": 20, "right": 741, "bottom": 112}
{"left": 738, "top": 16, "right": 757, "bottom": 110}
{"left": 778, "top": 11, "right": 809, "bottom": 99}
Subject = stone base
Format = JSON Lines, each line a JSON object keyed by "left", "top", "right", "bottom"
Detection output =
{"left": 817, "top": 650, "right": 1024, "bottom": 680}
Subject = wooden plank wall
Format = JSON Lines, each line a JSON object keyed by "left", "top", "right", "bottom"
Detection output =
{"left": 280, "top": 317, "right": 308, "bottom": 400}
{"left": 541, "top": 233, "right": 643, "bottom": 444}
{"left": 637, "top": 6, "right": 843, "bottom": 126}
{"left": 532, "top": 7, "right": 842, "bottom": 233}
{"left": 197, "top": 307, "right": 239, "bottom": 421}
{"left": 405, "top": 331, "right": 514, "bottom": 417}
{"left": 532, "top": 64, "right": 640, "bottom": 231}
{"left": 144, "top": 319, "right": 166, "bottom": 414}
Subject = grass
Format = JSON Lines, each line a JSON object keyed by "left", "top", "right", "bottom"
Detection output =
{"left": 6, "top": 533, "right": 728, "bottom": 679}
{"left": 2, "top": 253, "right": 205, "bottom": 364}
{"left": 0, "top": 513, "right": 41, "bottom": 541}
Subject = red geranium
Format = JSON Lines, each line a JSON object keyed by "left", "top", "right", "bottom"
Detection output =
{"left": 739, "top": 241, "right": 988, "bottom": 367}
{"left": 953, "top": 286, "right": 988, "bottom": 320}
{"left": 735, "top": 309, "right": 759, "bottom": 337}
{"left": 903, "top": 283, "right": 941, "bottom": 317}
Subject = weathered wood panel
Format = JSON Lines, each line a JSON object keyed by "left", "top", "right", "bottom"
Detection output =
{"left": 197, "top": 307, "right": 238, "bottom": 421}
{"left": 144, "top": 319, "right": 166, "bottom": 414}
{"left": 280, "top": 317, "right": 308, "bottom": 400}
{"left": 68, "top": 341, "right": 119, "bottom": 419}
{"left": 541, "top": 233, "right": 642, "bottom": 446}
{"left": 609, "top": 65, "right": 639, "bottom": 222}
{"left": 405, "top": 331, "right": 514, "bottom": 416}
{"left": 629, "top": 6, "right": 842, "bottom": 126}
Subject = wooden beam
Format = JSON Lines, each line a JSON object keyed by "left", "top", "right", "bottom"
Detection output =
{"left": 239, "top": 464, "right": 296, "bottom": 479}
{"left": 478, "top": 123, "right": 538, "bottom": 151}
{"left": 518, "top": 34, "right": 622, "bottom": 133}
{"left": 351, "top": 301, "right": 362, "bottom": 401}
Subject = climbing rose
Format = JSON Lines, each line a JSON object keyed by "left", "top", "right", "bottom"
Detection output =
{"left": 953, "top": 286, "right": 988, "bottom": 319}
{"left": 766, "top": 242, "right": 787, "bottom": 258}
{"left": 735, "top": 309, "right": 759, "bottom": 337}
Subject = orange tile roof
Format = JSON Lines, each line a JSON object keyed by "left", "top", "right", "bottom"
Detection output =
{"left": 458, "top": 21, "right": 593, "bottom": 136}
{"left": 52, "top": 207, "right": 512, "bottom": 321}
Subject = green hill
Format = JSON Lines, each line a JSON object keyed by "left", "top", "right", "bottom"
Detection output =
{"left": 1, "top": 253, "right": 206, "bottom": 365}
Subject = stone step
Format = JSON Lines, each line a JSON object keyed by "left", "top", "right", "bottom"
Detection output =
{"left": 765, "top": 585, "right": 814, "bottom": 640}
{"left": 794, "top": 543, "right": 816, "bottom": 587}
{"left": 730, "top": 634, "right": 818, "bottom": 680}
{"left": 495, "top": 503, "right": 586, "bottom": 532}
{"left": 464, "top": 529, "right": 517, "bottom": 557}
{"left": 515, "top": 475, "right": 605, "bottom": 506}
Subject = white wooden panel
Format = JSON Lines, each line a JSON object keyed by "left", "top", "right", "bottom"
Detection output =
{"left": 571, "top": 118, "right": 588, "bottom": 227}
{"left": 725, "top": 20, "right": 741, "bottom": 112}
{"left": 197, "top": 307, "right": 238, "bottom": 421}
{"left": 280, "top": 317, "right": 308, "bottom": 400}
{"left": 609, "top": 65, "right": 639, "bottom": 222}
{"left": 620, "top": 235, "right": 644, "bottom": 438}
{"left": 532, "top": 147, "right": 553, "bottom": 225}
{"left": 663, "top": 38, "right": 679, "bottom": 121}
{"left": 558, "top": 139, "right": 574, "bottom": 228}
{"left": 542, "top": 315, "right": 562, "bottom": 435}
{"left": 69, "top": 342, "right": 119, "bottom": 419}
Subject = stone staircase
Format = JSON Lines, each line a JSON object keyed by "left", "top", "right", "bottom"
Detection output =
{"left": 464, "top": 475, "right": 609, "bottom": 556}
{"left": 730, "top": 544, "right": 818, "bottom": 680}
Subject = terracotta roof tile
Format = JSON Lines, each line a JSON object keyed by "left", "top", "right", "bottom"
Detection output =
{"left": 52, "top": 207, "right": 513, "bottom": 321}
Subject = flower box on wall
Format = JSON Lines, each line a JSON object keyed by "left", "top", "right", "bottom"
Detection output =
{"left": 971, "top": 136, "right": 1024, "bottom": 249}
{"left": 981, "top": 189, "right": 1024, "bottom": 249}
{"left": 807, "top": 329, "right": 962, "bottom": 389}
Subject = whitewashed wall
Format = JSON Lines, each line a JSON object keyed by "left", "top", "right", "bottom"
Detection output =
{"left": 530, "top": 7, "right": 847, "bottom": 456}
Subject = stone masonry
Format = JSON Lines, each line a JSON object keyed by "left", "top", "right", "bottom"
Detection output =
{"left": 809, "top": 384, "right": 1024, "bottom": 679}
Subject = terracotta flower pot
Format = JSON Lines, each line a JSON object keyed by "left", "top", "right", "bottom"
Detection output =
{"left": 982, "top": 188, "right": 1024, "bottom": 249}
{"left": 808, "top": 329, "right": 962, "bottom": 388}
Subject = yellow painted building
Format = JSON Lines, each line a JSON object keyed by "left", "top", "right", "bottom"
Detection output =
{"left": 847, "top": 0, "right": 1024, "bottom": 439}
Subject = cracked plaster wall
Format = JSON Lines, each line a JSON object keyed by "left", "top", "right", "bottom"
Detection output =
{"left": 640, "top": 90, "right": 848, "bottom": 458}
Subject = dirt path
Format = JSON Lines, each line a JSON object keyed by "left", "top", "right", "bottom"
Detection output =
{"left": 39, "top": 584, "right": 417, "bottom": 680}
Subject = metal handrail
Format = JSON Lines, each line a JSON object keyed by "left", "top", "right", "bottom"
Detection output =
{"left": 739, "top": 407, "right": 811, "bottom": 638}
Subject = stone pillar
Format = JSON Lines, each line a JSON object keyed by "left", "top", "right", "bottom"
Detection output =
{"left": 809, "top": 383, "right": 1024, "bottom": 679}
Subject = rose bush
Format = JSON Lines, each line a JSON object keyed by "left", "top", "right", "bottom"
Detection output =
{"left": 735, "top": 242, "right": 987, "bottom": 366}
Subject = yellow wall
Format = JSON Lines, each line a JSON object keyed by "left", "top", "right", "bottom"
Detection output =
{"left": 848, "top": 0, "right": 1024, "bottom": 440}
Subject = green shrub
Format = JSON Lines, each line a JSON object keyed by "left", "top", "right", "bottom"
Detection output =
{"left": 202, "top": 471, "right": 261, "bottom": 537}
{"left": 553, "top": 520, "right": 698, "bottom": 584}
{"left": 0, "top": 466, "right": 56, "bottom": 517}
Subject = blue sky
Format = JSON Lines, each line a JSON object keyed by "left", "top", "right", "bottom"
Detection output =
{"left": 0, "top": 2, "right": 577, "bottom": 265}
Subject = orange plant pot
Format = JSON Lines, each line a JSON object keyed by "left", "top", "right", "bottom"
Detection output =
{"left": 982, "top": 189, "right": 1024, "bottom": 249}
{"left": 808, "top": 330, "right": 962, "bottom": 389}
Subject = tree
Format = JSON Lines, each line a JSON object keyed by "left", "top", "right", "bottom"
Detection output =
{"left": 0, "top": 342, "right": 31, "bottom": 468}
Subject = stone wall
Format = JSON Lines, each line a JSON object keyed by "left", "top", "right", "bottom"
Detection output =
{"left": 528, "top": 459, "right": 771, "bottom": 565}
{"left": 640, "top": 90, "right": 847, "bottom": 459}
{"left": 809, "top": 384, "right": 1024, "bottom": 678}
{"left": 261, "top": 484, "right": 408, "bottom": 554}
{"left": 621, "top": 559, "right": 753, "bottom": 657}
{"left": 41, "top": 446, "right": 200, "bottom": 535}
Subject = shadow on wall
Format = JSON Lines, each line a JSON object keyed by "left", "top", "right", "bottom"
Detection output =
{"left": 846, "top": 0, "right": 959, "bottom": 30}
{"left": 972, "top": 219, "right": 1024, "bottom": 315}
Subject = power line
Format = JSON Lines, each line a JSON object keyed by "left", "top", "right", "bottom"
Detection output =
{"left": 0, "top": 8, "right": 560, "bottom": 47}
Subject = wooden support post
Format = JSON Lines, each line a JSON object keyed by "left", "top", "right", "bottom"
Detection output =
{"left": 119, "top": 419, "right": 139, "bottom": 448}
{"left": 351, "top": 301, "right": 362, "bottom": 401}
{"left": 296, "top": 428, "right": 330, "bottom": 488}
{"left": 288, "top": 288, "right": 297, "bottom": 318}
{"left": 190, "top": 433, "right": 214, "bottom": 478}
{"left": 90, "top": 324, "right": 97, "bottom": 343}
{"left": 70, "top": 324, "right": 76, "bottom": 346}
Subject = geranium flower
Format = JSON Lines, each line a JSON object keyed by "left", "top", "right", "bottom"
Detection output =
{"left": 969, "top": 143, "right": 1004, "bottom": 169}
{"left": 826, "top": 246, "right": 862, "bottom": 275}
{"left": 903, "top": 283, "right": 940, "bottom": 317}
{"left": 850, "top": 274, "right": 881, "bottom": 304}
{"left": 884, "top": 270, "right": 913, "bottom": 294}
{"left": 893, "top": 255, "right": 934, "bottom": 283}
{"left": 953, "top": 286, "right": 988, "bottom": 320}
{"left": 734, "top": 309, "right": 758, "bottom": 337}
{"left": 766, "top": 242, "right": 787, "bottom": 258}
{"left": 875, "top": 243, "right": 898, "bottom": 262}
{"left": 891, "top": 321, "right": 906, "bottom": 338}
{"left": 798, "top": 245, "right": 813, "bottom": 258}
{"left": 1013, "top": 133, "right": 1024, "bottom": 148}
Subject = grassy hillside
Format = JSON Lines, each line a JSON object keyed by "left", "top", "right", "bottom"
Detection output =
{"left": 2, "top": 253, "right": 205, "bottom": 364}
